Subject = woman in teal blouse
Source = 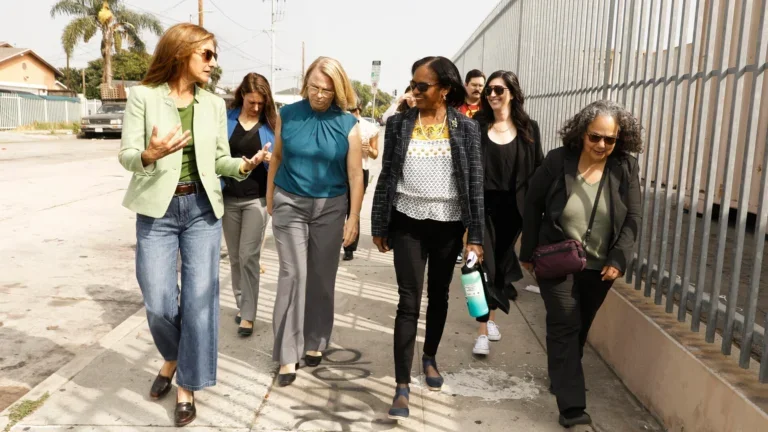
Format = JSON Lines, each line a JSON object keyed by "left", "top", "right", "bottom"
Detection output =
{"left": 266, "top": 57, "right": 364, "bottom": 387}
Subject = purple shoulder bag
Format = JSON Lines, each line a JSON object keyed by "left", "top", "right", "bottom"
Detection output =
{"left": 532, "top": 170, "right": 607, "bottom": 280}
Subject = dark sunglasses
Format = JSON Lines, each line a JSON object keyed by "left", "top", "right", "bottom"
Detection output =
{"left": 484, "top": 86, "right": 509, "bottom": 96}
{"left": 198, "top": 49, "right": 218, "bottom": 62}
{"left": 409, "top": 81, "right": 438, "bottom": 93}
{"left": 586, "top": 133, "right": 618, "bottom": 146}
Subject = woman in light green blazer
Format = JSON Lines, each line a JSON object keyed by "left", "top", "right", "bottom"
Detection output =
{"left": 118, "top": 23, "right": 263, "bottom": 427}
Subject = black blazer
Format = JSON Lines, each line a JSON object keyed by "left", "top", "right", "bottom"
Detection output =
{"left": 480, "top": 119, "right": 544, "bottom": 214}
{"left": 519, "top": 147, "right": 641, "bottom": 274}
{"left": 371, "top": 106, "right": 485, "bottom": 244}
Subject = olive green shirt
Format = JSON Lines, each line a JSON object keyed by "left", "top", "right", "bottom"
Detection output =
{"left": 559, "top": 174, "right": 612, "bottom": 270}
{"left": 178, "top": 103, "right": 200, "bottom": 182}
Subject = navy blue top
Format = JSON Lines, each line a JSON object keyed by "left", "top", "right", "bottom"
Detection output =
{"left": 274, "top": 99, "right": 357, "bottom": 198}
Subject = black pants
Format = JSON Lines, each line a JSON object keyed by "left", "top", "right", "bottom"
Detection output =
{"left": 344, "top": 169, "right": 370, "bottom": 253}
{"left": 390, "top": 211, "right": 464, "bottom": 384}
{"left": 477, "top": 191, "right": 522, "bottom": 323}
{"left": 538, "top": 269, "right": 613, "bottom": 413}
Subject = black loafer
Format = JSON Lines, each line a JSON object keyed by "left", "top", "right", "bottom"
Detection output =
{"left": 149, "top": 368, "right": 176, "bottom": 400}
{"left": 559, "top": 411, "right": 592, "bottom": 428}
{"left": 343, "top": 251, "right": 354, "bottom": 261}
{"left": 505, "top": 284, "right": 519, "bottom": 301}
{"left": 305, "top": 354, "right": 322, "bottom": 367}
{"left": 174, "top": 394, "right": 196, "bottom": 427}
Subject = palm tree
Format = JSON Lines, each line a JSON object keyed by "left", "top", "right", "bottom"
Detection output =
{"left": 51, "top": 0, "right": 163, "bottom": 88}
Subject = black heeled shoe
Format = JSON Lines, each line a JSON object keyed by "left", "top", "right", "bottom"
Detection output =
{"left": 174, "top": 393, "right": 196, "bottom": 427}
{"left": 422, "top": 355, "right": 444, "bottom": 391}
{"left": 149, "top": 367, "right": 176, "bottom": 400}
{"left": 277, "top": 363, "right": 300, "bottom": 387}
{"left": 305, "top": 353, "right": 322, "bottom": 367}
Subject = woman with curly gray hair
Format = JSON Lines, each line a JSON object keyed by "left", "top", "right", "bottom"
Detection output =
{"left": 519, "top": 100, "right": 642, "bottom": 428}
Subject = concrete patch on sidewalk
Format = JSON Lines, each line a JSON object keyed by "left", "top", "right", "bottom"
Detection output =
{"left": 441, "top": 368, "right": 540, "bottom": 402}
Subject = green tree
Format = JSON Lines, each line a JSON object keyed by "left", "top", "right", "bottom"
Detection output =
{"left": 205, "top": 66, "right": 223, "bottom": 93}
{"left": 351, "top": 80, "right": 392, "bottom": 118}
{"left": 59, "top": 67, "right": 83, "bottom": 94}
{"left": 80, "top": 50, "right": 151, "bottom": 98}
{"left": 51, "top": 0, "right": 163, "bottom": 88}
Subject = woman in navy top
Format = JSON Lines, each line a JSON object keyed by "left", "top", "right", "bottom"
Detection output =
{"left": 266, "top": 57, "right": 364, "bottom": 387}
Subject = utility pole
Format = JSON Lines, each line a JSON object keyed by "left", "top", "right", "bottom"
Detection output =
{"left": 270, "top": 0, "right": 276, "bottom": 86}
{"left": 82, "top": 68, "right": 86, "bottom": 96}
{"left": 301, "top": 41, "right": 305, "bottom": 84}
{"left": 198, "top": 0, "right": 204, "bottom": 26}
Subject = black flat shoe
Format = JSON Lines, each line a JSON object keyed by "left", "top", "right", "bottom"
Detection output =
{"left": 559, "top": 411, "right": 592, "bottom": 428}
{"left": 174, "top": 394, "right": 196, "bottom": 427}
{"left": 305, "top": 354, "right": 322, "bottom": 367}
{"left": 343, "top": 251, "right": 354, "bottom": 261}
{"left": 238, "top": 326, "right": 253, "bottom": 337}
{"left": 149, "top": 368, "right": 176, "bottom": 400}
{"left": 278, "top": 373, "right": 296, "bottom": 387}
{"left": 505, "top": 284, "right": 519, "bottom": 301}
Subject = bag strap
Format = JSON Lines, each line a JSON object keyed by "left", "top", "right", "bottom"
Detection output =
{"left": 237, "top": 123, "right": 262, "bottom": 150}
{"left": 584, "top": 167, "right": 608, "bottom": 243}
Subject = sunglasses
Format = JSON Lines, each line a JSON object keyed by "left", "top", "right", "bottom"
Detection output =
{"left": 198, "top": 49, "right": 218, "bottom": 62}
{"left": 484, "top": 86, "right": 509, "bottom": 96}
{"left": 409, "top": 81, "right": 438, "bottom": 93}
{"left": 586, "top": 133, "right": 618, "bottom": 146}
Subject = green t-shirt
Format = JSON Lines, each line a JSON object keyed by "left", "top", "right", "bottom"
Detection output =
{"left": 559, "top": 174, "right": 612, "bottom": 270}
{"left": 178, "top": 103, "right": 199, "bottom": 182}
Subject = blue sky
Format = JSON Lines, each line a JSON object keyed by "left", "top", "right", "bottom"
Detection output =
{"left": 1, "top": 0, "right": 499, "bottom": 93}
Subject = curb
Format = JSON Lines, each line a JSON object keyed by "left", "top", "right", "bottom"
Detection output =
{"left": 0, "top": 308, "right": 148, "bottom": 429}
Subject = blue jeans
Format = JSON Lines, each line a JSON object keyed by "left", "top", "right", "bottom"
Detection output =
{"left": 135, "top": 188, "right": 222, "bottom": 391}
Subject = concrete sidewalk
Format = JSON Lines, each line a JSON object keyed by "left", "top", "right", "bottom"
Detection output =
{"left": 1, "top": 173, "right": 662, "bottom": 432}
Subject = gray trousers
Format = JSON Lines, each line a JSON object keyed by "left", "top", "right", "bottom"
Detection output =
{"left": 222, "top": 196, "right": 269, "bottom": 322}
{"left": 271, "top": 187, "right": 347, "bottom": 365}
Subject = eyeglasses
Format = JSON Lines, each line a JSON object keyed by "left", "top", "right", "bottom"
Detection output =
{"left": 586, "top": 133, "right": 618, "bottom": 146}
{"left": 484, "top": 86, "right": 509, "bottom": 96}
{"left": 197, "top": 49, "right": 218, "bottom": 63}
{"left": 409, "top": 81, "right": 438, "bottom": 93}
{"left": 308, "top": 85, "right": 335, "bottom": 98}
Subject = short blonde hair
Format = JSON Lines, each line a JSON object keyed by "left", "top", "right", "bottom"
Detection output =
{"left": 301, "top": 57, "right": 356, "bottom": 110}
{"left": 143, "top": 23, "right": 216, "bottom": 87}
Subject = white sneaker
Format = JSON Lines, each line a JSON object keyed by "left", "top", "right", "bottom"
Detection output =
{"left": 473, "top": 335, "right": 490, "bottom": 355}
{"left": 487, "top": 321, "right": 502, "bottom": 341}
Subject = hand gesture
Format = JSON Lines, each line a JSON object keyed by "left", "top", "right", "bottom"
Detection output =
{"left": 342, "top": 216, "right": 359, "bottom": 248}
{"left": 143, "top": 125, "right": 191, "bottom": 164}
{"left": 240, "top": 150, "right": 265, "bottom": 173}
{"left": 373, "top": 236, "right": 390, "bottom": 253}
{"left": 465, "top": 244, "right": 484, "bottom": 264}
{"left": 601, "top": 265, "right": 622, "bottom": 281}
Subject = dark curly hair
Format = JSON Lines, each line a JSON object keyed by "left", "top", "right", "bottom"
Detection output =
{"left": 559, "top": 100, "right": 644, "bottom": 155}
{"left": 474, "top": 70, "right": 534, "bottom": 145}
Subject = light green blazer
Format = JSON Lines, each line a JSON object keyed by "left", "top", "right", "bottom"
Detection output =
{"left": 118, "top": 83, "right": 246, "bottom": 219}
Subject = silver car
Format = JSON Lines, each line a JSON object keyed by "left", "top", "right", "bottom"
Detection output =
{"left": 81, "top": 102, "right": 126, "bottom": 138}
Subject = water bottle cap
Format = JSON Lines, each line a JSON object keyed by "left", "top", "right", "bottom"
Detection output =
{"left": 466, "top": 251, "right": 478, "bottom": 269}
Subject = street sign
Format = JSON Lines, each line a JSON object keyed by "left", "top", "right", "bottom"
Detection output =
{"left": 371, "top": 60, "right": 381, "bottom": 87}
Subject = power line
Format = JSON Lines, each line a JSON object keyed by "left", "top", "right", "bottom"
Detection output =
{"left": 208, "top": 0, "right": 263, "bottom": 32}
{"left": 160, "top": 0, "right": 191, "bottom": 14}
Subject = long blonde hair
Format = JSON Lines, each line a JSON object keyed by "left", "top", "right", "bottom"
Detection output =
{"left": 301, "top": 57, "right": 356, "bottom": 109}
{"left": 142, "top": 23, "right": 216, "bottom": 87}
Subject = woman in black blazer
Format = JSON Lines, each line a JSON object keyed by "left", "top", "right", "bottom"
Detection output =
{"left": 519, "top": 100, "right": 643, "bottom": 428}
{"left": 470, "top": 70, "right": 543, "bottom": 357}
{"left": 371, "top": 56, "right": 484, "bottom": 421}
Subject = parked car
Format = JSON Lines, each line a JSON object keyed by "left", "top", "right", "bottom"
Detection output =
{"left": 81, "top": 101, "right": 126, "bottom": 138}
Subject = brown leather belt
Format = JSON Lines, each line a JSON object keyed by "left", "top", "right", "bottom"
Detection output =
{"left": 174, "top": 183, "right": 199, "bottom": 196}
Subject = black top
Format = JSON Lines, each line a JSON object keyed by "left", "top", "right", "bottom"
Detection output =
{"left": 483, "top": 132, "right": 519, "bottom": 192}
{"left": 224, "top": 121, "right": 267, "bottom": 198}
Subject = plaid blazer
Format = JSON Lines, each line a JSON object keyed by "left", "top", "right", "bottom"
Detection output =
{"left": 371, "top": 106, "right": 485, "bottom": 244}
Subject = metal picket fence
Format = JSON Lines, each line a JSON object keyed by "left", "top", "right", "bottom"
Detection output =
{"left": 0, "top": 93, "right": 82, "bottom": 130}
{"left": 454, "top": 0, "right": 768, "bottom": 382}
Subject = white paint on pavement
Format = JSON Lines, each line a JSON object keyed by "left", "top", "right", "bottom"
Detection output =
{"left": 440, "top": 368, "right": 540, "bottom": 402}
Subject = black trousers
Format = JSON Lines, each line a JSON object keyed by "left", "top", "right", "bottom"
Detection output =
{"left": 538, "top": 269, "right": 613, "bottom": 413}
{"left": 390, "top": 210, "right": 464, "bottom": 384}
{"left": 344, "top": 169, "right": 370, "bottom": 253}
{"left": 477, "top": 191, "right": 522, "bottom": 323}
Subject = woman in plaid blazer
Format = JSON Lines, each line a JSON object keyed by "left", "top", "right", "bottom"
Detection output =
{"left": 371, "top": 56, "right": 485, "bottom": 420}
